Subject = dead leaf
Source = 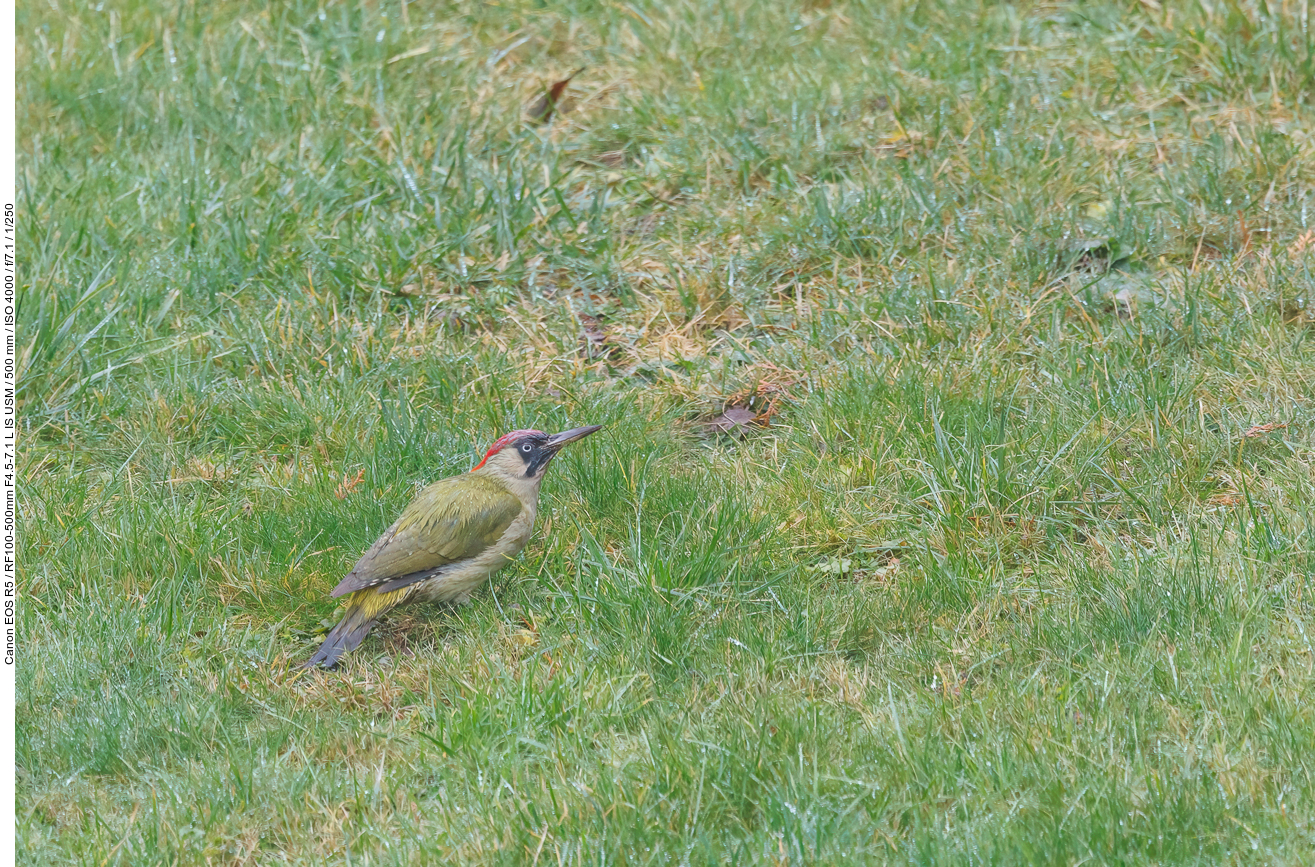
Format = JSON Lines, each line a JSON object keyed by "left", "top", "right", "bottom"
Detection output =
{"left": 1290, "top": 230, "right": 1315, "bottom": 257}
{"left": 579, "top": 314, "right": 604, "bottom": 347}
{"left": 700, "top": 406, "right": 757, "bottom": 436}
{"left": 1242, "top": 422, "right": 1287, "bottom": 438}
{"left": 696, "top": 367, "right": 802, "bottom": 437}
{"left": 721, "top": 366, "right": 801, "bottom": 425}
{"left": 869, "top": 557, "right": 901, "bottom": 582}
{"left": 578, "top": 313, "right": 619, "bottom": 360}
{"left": 335, "top": 469, "right": 365, "bottom": 500}
{"left": 527, "top": 67, "right": 584, "bottom": 124}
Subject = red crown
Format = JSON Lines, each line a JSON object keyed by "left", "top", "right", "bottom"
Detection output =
{"left": 471, "top": 430, "right": 546, "bottom": 471}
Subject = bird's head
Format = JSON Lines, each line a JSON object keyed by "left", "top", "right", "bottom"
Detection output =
{"left": 471, "top": 425, "right": 602, "bottom": 481}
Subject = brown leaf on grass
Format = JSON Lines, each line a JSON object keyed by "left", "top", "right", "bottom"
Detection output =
{"left": 527, "top": 67, "right": 585, "bottom": 124}
{"left": 1242, "top": 422, "right": 1287, "bottom": 438}
{"left": 700, "top": 406, "right": 758, "bottom": 436}
{"left": 723, "top": 364, "right": 802, "bottom": 422}
{"left": 1289, "top": 230, "right": 1315, "bottom": 257}
{"left": 335, "top": 468, "right": 365, "bottom": 500}
{"left": 697, "top": 364, "right": 803, "bottom": 437}
{"left": 578, "top": 313, "right": 620, "bottom": 360}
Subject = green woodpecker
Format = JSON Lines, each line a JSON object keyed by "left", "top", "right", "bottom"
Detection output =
{"left": 305, "top": 425, "right": 601, "bottom": 668}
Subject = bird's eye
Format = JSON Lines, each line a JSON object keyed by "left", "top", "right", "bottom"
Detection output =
{"left": 520, "top": 443, "right": 533, "bottom": 453}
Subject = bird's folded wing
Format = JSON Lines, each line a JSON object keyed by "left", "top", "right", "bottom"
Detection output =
{"left": 330, "top": 475, "right": 523, "bottom": 597}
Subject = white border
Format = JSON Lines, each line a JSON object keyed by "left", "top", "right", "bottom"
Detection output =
{"left": 2, "top": 0, "right": 16, "bottom": 858}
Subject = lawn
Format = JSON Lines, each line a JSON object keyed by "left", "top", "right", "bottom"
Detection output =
{"left": 16, "top": 0, "right": 1315, "bottom": 863}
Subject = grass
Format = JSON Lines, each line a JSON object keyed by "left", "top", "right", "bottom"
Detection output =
{"left": 16, "top": 0, "right": 1315, "bottom": 862}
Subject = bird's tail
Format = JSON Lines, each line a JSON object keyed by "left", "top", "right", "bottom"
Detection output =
{"left": 304, "top": 587, "right": 407, "bottom": 669}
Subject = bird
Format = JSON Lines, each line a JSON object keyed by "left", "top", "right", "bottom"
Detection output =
{"left": 304, "top": 425, "right": 602, "bottom": 668}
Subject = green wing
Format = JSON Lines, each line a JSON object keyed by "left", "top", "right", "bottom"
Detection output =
{"left": 330, "top": 475, "right": 522, "bottom": 597}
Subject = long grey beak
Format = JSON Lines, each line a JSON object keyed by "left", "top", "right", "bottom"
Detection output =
{"left": 545, "top": 425, "right": 602, "bottom": 449}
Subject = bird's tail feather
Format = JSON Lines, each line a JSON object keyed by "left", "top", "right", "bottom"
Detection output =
{"left": 304, "top": 589, "right": 405, "bottom": 669}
